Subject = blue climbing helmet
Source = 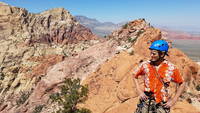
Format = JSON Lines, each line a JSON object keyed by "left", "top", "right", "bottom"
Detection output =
{"left": 149, "top": 40, "right": 169, "bottom": 52}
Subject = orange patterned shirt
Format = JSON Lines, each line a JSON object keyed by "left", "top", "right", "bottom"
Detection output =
{"left": 133, "top": 60, "right": 184, "bottom": 103}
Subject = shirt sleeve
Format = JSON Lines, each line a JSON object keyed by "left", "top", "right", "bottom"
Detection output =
{"left": 133, "top": 63, "right": 145, "bottom": 79}
{"left": 171, "top": 68, "right": 184, "bottom": 84}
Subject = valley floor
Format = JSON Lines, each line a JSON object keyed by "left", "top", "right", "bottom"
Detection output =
{"left": 172, "top": 39, "right": 200, "bottom": 62}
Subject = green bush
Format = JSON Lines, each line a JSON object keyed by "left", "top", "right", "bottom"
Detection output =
{"left": 16, "top": 91, "right": 31, "bottom": 106}
{"left": 49, "top": 78, "right": 91, "bottom": 113}
{"left": 32, "top": 105, "right": 45, "bottom": 113}
{"left": 136, "top": 30, "right": 144, "bottom": 36}
{"left": 196, "top": 84, "right": 200, "bottom": 91}
{"left": 128, "top": 37, "right": 137, "bottom": 43}
{"left": 0, "top": 72, "right": 5, "bottom": 80}
{"left": 122, "top": 23, "right": 128, "bottom": 29}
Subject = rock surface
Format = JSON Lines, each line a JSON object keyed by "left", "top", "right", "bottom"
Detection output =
{"left": 0, "top": 2, "right": 97, "bottom": 45}
{"left": 81, "top": 20, "right": 200, "bottom": 113}
{"left": 0, "top": 2, "right": 99, "bottom": 113}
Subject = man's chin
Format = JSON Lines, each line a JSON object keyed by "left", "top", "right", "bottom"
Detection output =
{"left": 150, "top": 59, "right": 159, "bottom": 63}
{"left": 150, "top": 59, "right": 156, "bottom": 62}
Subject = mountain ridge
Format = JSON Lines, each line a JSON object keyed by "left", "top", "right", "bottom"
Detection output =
{"left": 75, "top": 15, "right": 124, "bottom": 36}
{"left": 75, "top": 15, "right": 200, "bottom": 40}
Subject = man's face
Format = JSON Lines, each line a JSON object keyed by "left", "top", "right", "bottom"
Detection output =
{"left": 150, "top": 50, "right": 160, "bottom": 62}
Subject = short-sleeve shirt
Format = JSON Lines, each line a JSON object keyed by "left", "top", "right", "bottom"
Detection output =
{"left": 133, "top": 60, "right": 184, "bottom": 103}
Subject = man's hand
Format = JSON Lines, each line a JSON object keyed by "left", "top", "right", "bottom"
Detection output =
{"left": 163, "top": 99, "right": 176, "bottom": 108}
{"left": 139, "top": 91, "right": 148, "bottom": 101}
{"left": 164, "top": 82, "right": 185, "bottom": 108}
{"left": 133, "top": 77, "right": 148, "bottom": 100}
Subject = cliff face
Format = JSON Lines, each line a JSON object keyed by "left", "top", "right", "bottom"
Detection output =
{"left": 0, "top": 2, "right": 96, "bottom": 45}
{"left": 0, "top": 2, "right": 99, "bottom": 113}
{"left": 0, "top": 2, "right": 200, "bottom": 113}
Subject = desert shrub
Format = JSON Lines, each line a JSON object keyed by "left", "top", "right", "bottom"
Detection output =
{"left": 32, "top": 105, "right": 45, "bottom": 113}
{"left": 128, "top": 36, "right": 137, "bottom": 43}
{"left": 122, "top": 23, "right": 128, "bottom": 29}
{"left": 136, "top": 30, "right": 144, "bottom": 36}
{"left": 49, "top": 78, "right": 91, "bottom": 113}
{"left": 16, "top": 91, "right": 31, "bottom": 106}
{"left": 196, "top": 84, "right": 200, "bottom": 91}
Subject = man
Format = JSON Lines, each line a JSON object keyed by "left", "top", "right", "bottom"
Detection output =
{"left": 133, "top": 40, "right": 185, "bottom": 113}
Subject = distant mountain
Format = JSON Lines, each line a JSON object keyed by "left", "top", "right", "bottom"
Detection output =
{"left": 75, "top": 15, "right": 200, "bottom": 39}
{"left": 75, "top": 15, "right": 124, "bottom": 36}
{"left": 75, "top": 15, "right": 101, "bottom": 28}
{"left": 156, "top": 25, "right": 200, "bottom": 38}
{"left": 161, "top": 28, "right": 200, "bottom": 40}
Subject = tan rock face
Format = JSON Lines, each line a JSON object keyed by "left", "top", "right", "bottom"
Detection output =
{"left": 81, "top": 52, "right": 144, "bottom": 113}
{"left": 81, "top": 21, "right": 200, "bottom": 113}
{"left": 0, "top": 2, "right": 99, "bottom": 113}
{"left": 110, "top": 19, "right": 150, "bottom": 41}
{"left": 0, "top": 2, "right": 12, "bottom": 15}
{"left": 0, "top": 39, "right": 118, "bottom": 112}
{"left": 0, "top": 3, "right": 97, "bottom": 45}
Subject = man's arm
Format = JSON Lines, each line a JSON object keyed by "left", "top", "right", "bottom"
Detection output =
{"left": 164, "top": 82, "right": 186, "bottom": 108}
{"left": 133, "top": 76, "right": 148, "bottom": 100}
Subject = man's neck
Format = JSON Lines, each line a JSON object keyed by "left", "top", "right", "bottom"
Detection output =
{"left": 150, "top": 59, "right": 164, "bottom": 66}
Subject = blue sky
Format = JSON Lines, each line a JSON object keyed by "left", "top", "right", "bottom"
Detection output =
{"left": 1, "top": 0, "right": 200, "bottom": 30}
